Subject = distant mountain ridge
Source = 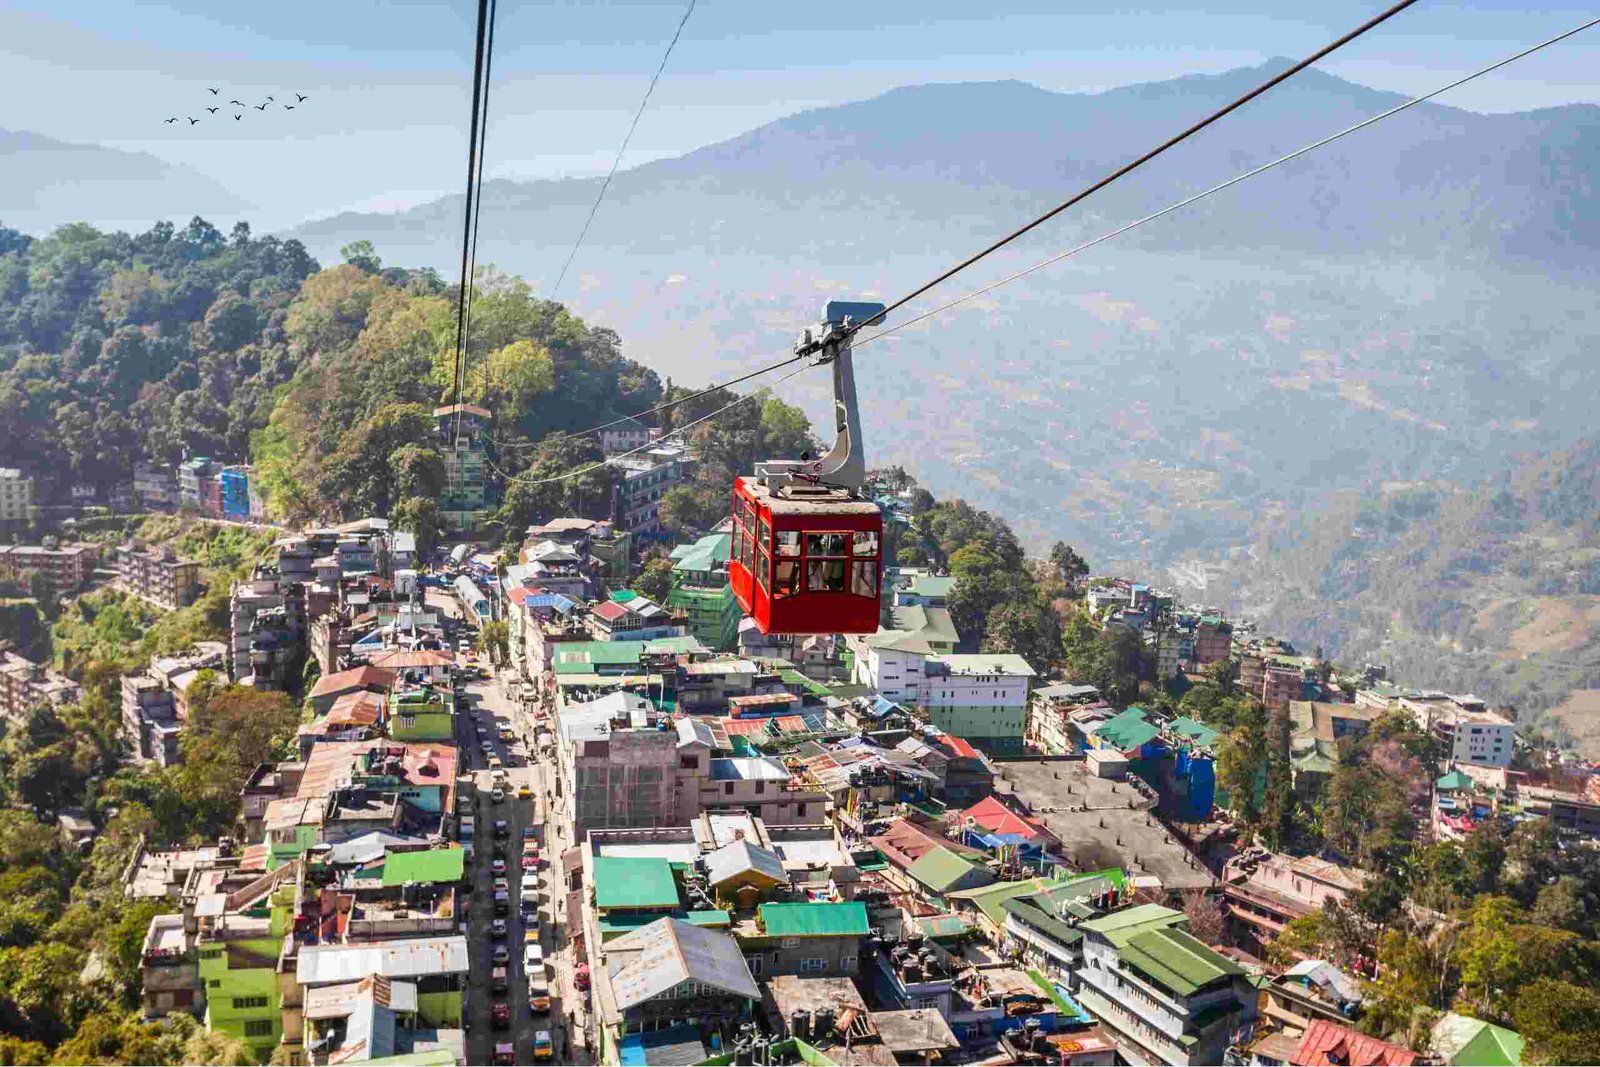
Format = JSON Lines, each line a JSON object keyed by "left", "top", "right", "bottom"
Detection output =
{"left": 0, "top": 128, "right": 250, "bottom": 238}
{"left": 284, "top": 61, "right": 1600, "bottom": 271}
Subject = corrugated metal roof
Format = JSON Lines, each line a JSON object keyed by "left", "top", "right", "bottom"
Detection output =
{"left": 1121, "top": 927, "right": 1243, "bottom": 996}
{"left": 757, "top": 902, "right": 869, "bottom": 938}
{"left": 704, "top": 840, "right": 787, "bottom": 889}
{"left": 907, "top": 847, "right": 991, "bottom": 894}
{"left": 297, "top": 937, "right": 468, "bottom": 985}
{"left": 592, "top": 856, "right": 680, "bottom": 910}
{"left": 381, "top": 847, "right": 464, "bottom": 886}
{"left": 607, "top": 918, "right": 758, "bottom": 1012}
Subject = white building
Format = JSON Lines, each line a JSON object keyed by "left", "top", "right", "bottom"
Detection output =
{"left": 919, "top": 653, "right": 1036, "bottom": 750}
{"left": 0, "top": 468, "right": 36, "bottom": 523}
{"left": 851, "top": 631, "right": 933, "bottom": 704}
{"left": 1401, "top": 695, "right": 1514, "bottom": 768}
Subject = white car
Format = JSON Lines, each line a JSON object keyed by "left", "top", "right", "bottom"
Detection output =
{"left": 523, "top": 942, "right": 544, "bottom": 972}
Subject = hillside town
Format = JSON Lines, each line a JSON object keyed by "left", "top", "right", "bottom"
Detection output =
{"left": 1, "top": 438, "right": 1589, "bottom": 1067}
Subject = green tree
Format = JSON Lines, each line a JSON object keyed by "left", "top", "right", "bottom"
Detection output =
{"left": 1514, "top": 978, "right": 1600, "bottom": 1066}
{"left": 1048, "top": 541, "right": 1090, "bottom": 593}
{"left": 982, "top": 594, "right": 1064, "bottom": 674}
{"left": 477, "top": 620, "right": 509, "bottom": 666}
{"left": 657, "top": 485, "right": 725, "bottom": 540}
{"left": 634, "top": 555, "right": 677, "bottom": 604}
{"left": 1217, "top": 701, "right": 1267, "bottom": 822}
{"left": 392, "top": 496, "right": 442, "bottom": 555}
{"left": 340, "top": 239, "right": 382, "bottom": 274}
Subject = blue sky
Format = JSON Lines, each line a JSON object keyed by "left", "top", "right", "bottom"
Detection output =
{"left": 4, "top": 1, "right": 1598, "bottom": 228}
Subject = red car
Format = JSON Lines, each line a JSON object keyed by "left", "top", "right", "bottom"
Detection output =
{"left": 491, "top": 1001, "right": 511, "bottom": 1029}
{"left": 521, "top": 854, "right": 538, "bottom": 871}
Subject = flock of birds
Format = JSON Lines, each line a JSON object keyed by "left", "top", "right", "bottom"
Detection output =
{"left": 164, "top": 86, "right": 309, "bottom": 125}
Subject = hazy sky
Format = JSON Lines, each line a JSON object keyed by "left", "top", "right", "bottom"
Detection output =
{"left": 4, "top": 1, "right": 1599, "bottom": 228}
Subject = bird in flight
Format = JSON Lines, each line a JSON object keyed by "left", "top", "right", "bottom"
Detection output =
{"left": 187, "top": 117, "right": 200, "bottom": 125}
{"left": 254, "top": 102, "right": 269, "bottom": 110}
{"left": 295, "top": 93, "right": 308, "bottom": 102}
{"left": 265, "top": 95, "right": 274, "bottom": 102}
{"left": 283, "top": 104, "right": 295, "bottom": 110}
{"left": 229, "top": 99, "right": 245, "bottom": 106}
{"left": 207, "top": 87, "right": 219, "bottom": 95}
{"left": 164, "top": 117, "right": 178, "bottom": 124}
{"left": 206, "top": 107, "right": 219, "bottom": 113}
{"left": 233, "top": 114, "right": 242, "bottom": 121}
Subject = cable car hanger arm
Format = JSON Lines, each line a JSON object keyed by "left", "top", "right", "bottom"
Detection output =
{"left": 756, "top": 300, "right": 885, "bottom": 495}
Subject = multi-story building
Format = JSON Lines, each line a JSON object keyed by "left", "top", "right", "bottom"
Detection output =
{"left": 852, "top": 631, "right": 933, "bottom": 704}
{"left": 1222, "top": 850, "right": 1366, "bottom": 956}
{"left": 178, "top": 457, "right": 216, "bottom": 514}
{"left": 1192, "top": 616, "right": 1232, "bottom": 666}
{"left": 0, "top": 650, "right": 82, "bottom": 723}
{"left": 1026, "top": 683, "right": 1105, "bottom": 755}
{"left": 116, "top": 541, "right": 203, "bottom": 609}
{"left": 1402, "top": 695, "right": 1515, "bottom": 768}
{"left": 121, "top": 642, "right": 230, "bottom": 765}
{"left": 1263, "top": 662, "right": 1305, "bottom": 713}
{"left": 1074, "top": 903, "right": 1259, "bottom": 1065}
{"left": 741, "top": 902, "right": 871, "bottom": 979}
{"left": 919, "top": 653, "right": 1037, "bottom": 752}
{"left": 133, "top": 463, "right": 179, "bottom": 511}
{"left": 598, "top": 416, "right": 656, "bottom": 456}
{"left": 0, "top": 541, "right": 99, "bottom": 593}
{"left": 612, "top": 444, "right": 690, "bottom": 537}
{"left": 666, "top": 532, "right": 741, "bottom": 651}
{"left": 433, "top": 404, "right": 491, "bottom": 527}
{"left": 219, "top": 465, "right": 252, "bottom": 520}
{"left": 0, "top": 467, "right": 37, "bottom": 524}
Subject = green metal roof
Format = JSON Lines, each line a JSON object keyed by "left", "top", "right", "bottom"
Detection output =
{"left": 553, "top": 640, "right": 648, "bottom": 672}
{"left": 1002, "top": 894, "right": 1085, "bottom": 949}
{"left": 1438, "top": 1014, "right": 1525, "bottom": 1066}
{"left": 916, "top": 914, "right": 972, "bottom": 940}
{"left": 908, "top": 575, "right": 955, "bottom": 598}
{"left": 1079, "top": 902, "right": 1184, "bottom": 945}
{"left": 593, "top": 856, "right": 680, "bottom": 910}
{"left": 611, "top": 589, "right": 640, "bottom": 602}
{"left": 948, "top": 875, "right": 1076, "bottom": 928}
{"left": 1437, "top": 769, "right": 1474, "bottom": 791}
{"left": 1122, "top": 926, "right": 1243, "bottom": 996}
{"left": 381, "top": 847, "right": 465, "bottom": 886}
{"left": 758, "top": 902, "right": 869, "bottom": 938}
{"left": 1094, "top": 707, "right": 1160, "bottom": 751}
{"left": 907, "top": 847, "right": 992, "bottom": 894}
{"left": 1169, "top": 716, "right": 1221, "bottom": 749}
{"left": 645, "top": 635, "right": 707, "bottom": 654}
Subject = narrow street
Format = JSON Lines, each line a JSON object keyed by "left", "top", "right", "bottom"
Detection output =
{"left": 439, "top": 588, "right": 589, "bottom": 1066}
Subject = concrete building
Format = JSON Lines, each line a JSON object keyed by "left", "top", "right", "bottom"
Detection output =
{"left": 742, "top": 901, "right": 870, "bottom": 979}
{"left": 853, "top": 631, "right": 934, "bottom": 704}
{"left": 121, "top": 642, "right": 230, "bottom": 765}
{"left": 1075, "top": 903, "right": 1259, "bottom": 1065}
{"left": 1192, "top": 617, "right": 1232, "bottom": 666}
{"left": 432, "top": 404, "right": 492, "bottom": 528}
{"left": 919, "top": 653, "right": 1037, "bottom": 752}
{"left": 1222, "top": 850, "right": 1366, "bottom": 956}
{"left": 133, "top": 463, "right": 179, "bottom": 511}
{"left": 116, "top": 541, "right": 204, "bottom": 610}
{"left": 0, "top": 649, "right": 82, "bottom": 723}
{"left": 1401, "top": 695, "right": 1515, "bottom": 768}
{"left": 178, "top": 457, "right": 215, "bottom": 514}
{"left": 598, "top": 417, "right": 656, "bottom": 456}
{"left": 0, "top": 541, "right": 99, "bottom": 593}
{"left": 612, "top": 444, "right": 690, "bottom": 537}
{"left": 219, "top": 465, "right": 252, "bottom": 519}
{"left": 666, "top": 533, "right": 741, "bottom": 651}
{"left": 1027, "top": 683, "right": 1105, "bottom": 755}
{"left": 893, "top": 573, "right": 954, "bottom": 610}
{"left": 0, "top": 467, "right": 37, "bottom": 524}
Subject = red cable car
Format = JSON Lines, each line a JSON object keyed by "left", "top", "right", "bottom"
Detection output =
{"left": 730, "top": 301, "right": 886, "bottom": 635}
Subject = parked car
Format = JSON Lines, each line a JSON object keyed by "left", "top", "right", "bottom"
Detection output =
{"left": 491, "top": 945, "right": 509, "bottom": 966}
{"left": 491, "top": 918, "right": 507, "bottom": 939}
{"left": 491, "top": 1001, "right": 510, "bottom": 1029}
{"left": 492, "top": 1041, "right": 515, "bottom": 1066}
{"left": 494, "top": 820, "right": 510, "bottom": 838}
{"left": 528, "top": 977, "right": 551, "bottom": 1014}
{"left": 533, "top": 1030, "right": 553, "bottom": 1059}
{"left": 491, "top": 965, "right": 509, "bottom": 993}
{"left": 523, "top": 942, "right": 544, "bottom": 972}
{"left": 491, "top": 858, "right": 506, "bottom": 876}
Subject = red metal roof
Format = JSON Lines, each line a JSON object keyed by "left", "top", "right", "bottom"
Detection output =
{"left": 960, "top": 795, "right": 1049, "bottom": 840}
{"left": 938, "top": 734, "right": 981, "bottom": 760}
{"left": 591, "top": 600, "right": 629, "bottom": 622}
{"left": 1293, "top": 1021, "right": 1417, "bottom": 1067}
{"left": 367, "top": 648, "right": 455, "bottom": 669}
{"left": 309, "top": 665, "right": 396, "bottom": 700}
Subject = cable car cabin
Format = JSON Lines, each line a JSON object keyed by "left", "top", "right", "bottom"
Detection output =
{"left": 729, "top": 475, "right": 883, "bottom": 635}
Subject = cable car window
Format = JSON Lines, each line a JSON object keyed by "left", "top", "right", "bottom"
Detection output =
{"left": 851, "top": 531, "right": 879, "bottom": 557}
{"left": 806, "top": 533, "right": 849, "bottom": 557}
{"left": 852, "top": 560, "right": 877, "bottom": 597}
{"left": 774, "top": 560, "right": 799, "bottom": 598}
{"left": 740, "top": 531, "right": 754, "bottom": 570}
{"left": 775, "top": 531, "right": 801, "bottom": 557}
{"left": 757, "top": 543, "right": 770, "bottom": 592}
{"left": 807, "top": 559, "right": 847, "bottom": 592}
{"left": 758, "top": 516, "right": 771, "bottom": 550}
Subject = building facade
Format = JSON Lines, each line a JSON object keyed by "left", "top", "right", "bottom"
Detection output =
{"left": 0, "top": 468, "right": 37, "bottom": 524}
{"left": 116, "top": 542, "right": 204, "bottom": 609}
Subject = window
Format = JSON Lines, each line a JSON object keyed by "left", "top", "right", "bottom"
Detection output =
{"left": 232, "top": 996, "right": 269, "bottom": 1010}
{"left": 681, "top": 755, "right": 699, "bottom": 770}
{"left": 796, "top": 803, "right": 807, "bottom": 817}
{"left": 841, "top": 955, "right": 857, "bottom": 972}
{"left": 724, "top": 782, "right": 735, "bottom": 796}
{"left": 782, "top": 937, "right": 801, "bottom": 948}
{"left": 243, "top": 1020, "right": 274, "bottom": 1037}
{"left": 916, "top": 998, "right": 940, "bottom": 1011}
{"left": 208, "top": 979, "right": 221, "bottom": 989}
{"left": 799, "top": 957, "right": 827, "bottom": 973}
{"left": 754, "top": 782, "right": 765, "bottom": 795}
{"left": 200, "top": 948, "right": 221, "bottom": 960}
{"left": 807, "top": 560, "right": 847, "bottom": 592}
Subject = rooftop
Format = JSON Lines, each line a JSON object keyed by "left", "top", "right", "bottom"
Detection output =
{"left": 592, "top": 856, "right": 680, "bottom": 910}
{"left": 927, "top": 652, "right": 1037, "bottom": 677}
{"left": 758, "top": 901, "right": 869, "bottom": 938}
{"left": 607, "top": 918, "right": 759, "bottom": 1011}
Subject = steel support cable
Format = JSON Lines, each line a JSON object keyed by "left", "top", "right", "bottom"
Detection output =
{"left": 549, "top": 0, "right": 698, "bottom": 300}
{"left": 850, "top": 15, "right": 1600, "bottom": 354}
{"left": 481, "top": 13, "right": 1600, "bottom": 486}
{"left": 451, "top": 0, "right": 494, "bottom": 450}
{"left": 467, "top": 0, "right": 500, "bottom": 408}
{"left": 498, "top": 0, "right": 1421, "bottom": 451}
{"left": 484, "top": 364, "right": 809, "bottom": 486}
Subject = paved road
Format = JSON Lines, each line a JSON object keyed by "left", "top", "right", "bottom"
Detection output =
{"left": 456, "top": 653, "right": 585, "bottom": 1065}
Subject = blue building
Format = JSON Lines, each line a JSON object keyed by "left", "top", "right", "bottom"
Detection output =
{"left": 219, "top": 465, "right": 251, "bottom": 519}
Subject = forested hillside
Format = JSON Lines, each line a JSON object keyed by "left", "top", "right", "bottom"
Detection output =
{"left": 1231, "top": 437, "right": 1600, "bottom": 751}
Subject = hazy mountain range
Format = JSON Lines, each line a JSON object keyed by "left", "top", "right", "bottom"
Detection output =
{"left": 0, "top": 129, "right": 251, "bottom": 237}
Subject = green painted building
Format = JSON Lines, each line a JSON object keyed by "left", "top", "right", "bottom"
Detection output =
{"left": 388, "top": 686, "right": 455, "bottom": 742}
{"left": 196, "top": 877, "right": 298, "bottom": 1063}
{"left": 666, "top": 533, "right": 741, "bottom": 651}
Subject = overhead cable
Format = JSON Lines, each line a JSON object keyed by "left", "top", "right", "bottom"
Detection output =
{"left": 852, "top": 14, "right": 1600, "bottom": 353}
{"left": 450, "top": 0, "right": 494, "bottom": 450}
{"left": 486, "top": 12, "right": 1600, "bottom": 485}
{"left": 467, "top": 0, "right": 500, "bottom": 407}
{"left": 549, "top": 0, "right": 698, "bottom": 299}
{"left": 503, "top": 0, "right": 1422, "bottom": 449}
